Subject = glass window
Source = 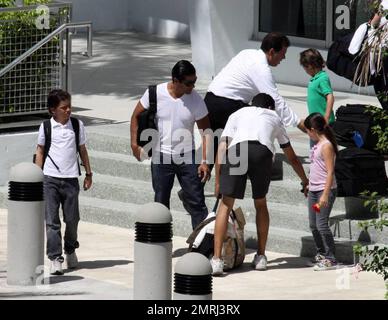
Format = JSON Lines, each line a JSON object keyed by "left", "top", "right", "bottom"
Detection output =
{"left": 333, "top": 0, "right": 371, "bottom": 40}
{"left": 259, "top": 0, "right": 326, "bottom": 40}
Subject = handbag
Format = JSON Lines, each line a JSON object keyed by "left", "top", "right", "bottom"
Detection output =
{"left": 137, "top": 85, "right": 157, "bottom": 157}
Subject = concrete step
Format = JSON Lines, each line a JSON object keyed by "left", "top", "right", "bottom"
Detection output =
{"left": 0, "top": 185, "right": 380, "bottom": 264}
{"left": 83, "top": 122, "right": 319, "bottom": 159}
{"left": 85, "top": 123, "right": 312, "bottom": 159}
{"left": 0, "top": 176, "right": 377, "bottom": 243}
{"left": 82, "top": 172, "right": 346, "bottom": 218}
{"left": 88, "top": 150, "right": 152, "bottom": 181}
{"left": 77, "top": 196, "right": 360, "bottom": 264}
{"left": 88, "top": 151, "right": 317, "bottom": 205}
{"left": 87, "top": 125, "right": 132, "bottom": 156}
{"left": 89, "top": 147, "right": 312, "bottom": 182}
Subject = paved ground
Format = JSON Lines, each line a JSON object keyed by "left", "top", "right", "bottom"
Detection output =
{"left": 0, "top": 32, "right": 386, "bottom": 301}
{"left": 0, "top": 209, "right": 386, "bottom": 300}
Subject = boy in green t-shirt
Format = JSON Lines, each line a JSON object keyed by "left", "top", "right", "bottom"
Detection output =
{"left": 300, "top": 48, "right": 335, "bottom": 125}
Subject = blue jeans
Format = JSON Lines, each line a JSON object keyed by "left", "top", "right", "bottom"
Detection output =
{"left": 151, "top": 152, "right": 208, "bottom": 229}
{"left": 44, "top": 176, "right": 80, "bottom": 261}
{"left": 308, "top": 189, "right": 337, "bottom": 261}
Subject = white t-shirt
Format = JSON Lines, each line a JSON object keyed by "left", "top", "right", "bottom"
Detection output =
{"left": 221, "top": 107, "right": 290, "bottom": 156}
{"left": 140, "top": 82, "right": 208, "bottom": 155}
{"left": 38, "top": 117, "right": 86, "bottom": 178}
{"left": 208, "top": 49, "right": 299, "bottom": 127}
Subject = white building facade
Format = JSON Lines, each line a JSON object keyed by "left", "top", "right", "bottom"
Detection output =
{"left": 70, "top": 0, "right": 373, "bottom": 93}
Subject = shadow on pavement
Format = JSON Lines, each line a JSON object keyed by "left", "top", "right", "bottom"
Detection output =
{"left": 47, "top": 275, "right": 84, "bottom": 284}
{"left": 66, "top": 259, "right": 132, "bottom": 272}
{"left": 266, "top": 256, "right": 312, "bottom": 269}
{"left": 0, "top": 112, "right": 119, "bottom": 133}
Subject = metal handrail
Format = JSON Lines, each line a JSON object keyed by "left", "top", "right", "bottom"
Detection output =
{"left": 0, "top": 21, "right": 92, "bottom": 78}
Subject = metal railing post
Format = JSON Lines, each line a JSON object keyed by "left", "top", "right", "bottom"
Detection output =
{"left": 65, "top": 29, "right": 72, "bottom": 92}
{"left": 87, "top": 24, "right": 93, "bottom": 57}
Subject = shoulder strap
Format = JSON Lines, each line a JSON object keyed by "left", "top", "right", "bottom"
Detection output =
{"left": 70, "top": 117, "right": 81, "bottom": 175}
{"left": 186, "top": 216, "right": 216, "bottom": 245}
{"left": 43, "top": 119, "right": 51, "bottom": 163}
{"left": 148, "top": 85, "right": 157, "bottom": 114}
{"left": 70, "top": 117, "right": 80, "bottom": 154}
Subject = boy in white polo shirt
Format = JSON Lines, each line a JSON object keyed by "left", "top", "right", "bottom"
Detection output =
{"left": 211, "top": 93, "right": 309, "bottom": 275}
{"left": 35, "top": 89, "right": 93, "bottom": 275}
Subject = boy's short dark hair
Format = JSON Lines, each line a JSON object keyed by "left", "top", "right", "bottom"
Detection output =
{"left": 299, "top": 48, "right": 325, "bottom": 69}
{"left": 47, "top": 89, "right": 71, "bottom": 111}
{"left": 171, "top": 60, "right": 196, "bottom": 81}
{"left": 260, "top": 32, "right": 290, "bottom": 53}
{"left": 251, "top": 93, "right": 275, "bottom": 110}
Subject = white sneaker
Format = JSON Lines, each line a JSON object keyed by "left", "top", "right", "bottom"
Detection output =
{"left": 251, "top": 254, "right": 267, "bottom": 271}
{"left": 66, "top": 252, "right": 78, "bottom": 269}
{"left": 50, "top": 258, "right": 64, "bottom": 275}
{"left": 210, "top": 257, "right": 224, "bottom": 276}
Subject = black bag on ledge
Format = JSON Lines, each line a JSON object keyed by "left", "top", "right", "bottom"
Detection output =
{"left": 332, "top": 104, "right": 382, "bottom": 152}
{"left": 335, "top": 147, "right": 388, "bottom": 197}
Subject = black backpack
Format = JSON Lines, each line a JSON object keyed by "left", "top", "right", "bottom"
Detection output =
{"left": 35, "top": 117, "right": 81, "bottom": 174}
{"left": 136, "top": 85, "right": 157, "bottom": 157}
{"left": 326, "top": 31, "right": 374, "bottom": 86}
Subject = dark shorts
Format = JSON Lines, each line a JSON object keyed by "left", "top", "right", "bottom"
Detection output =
{"left": 219, "top": 141, "right": 273, "bottom": 199}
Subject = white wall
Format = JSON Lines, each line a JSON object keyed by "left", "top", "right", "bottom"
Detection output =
{"left": 188, "top": 0, "right": 215, "bottom": 80}
{"left": 67, "top": 0, "right": 372, "bottom": 93}
{"left": 191, "top": 0, "right": 372, "bottom": 93}
{"left": 128, "top": 0, "right": 190, "bottom": 41}
{"left": 70, "top": 0, "right": 130, "bottom": 31}
{"left": 69, "top": 0, "right": 190, "bottom": 40}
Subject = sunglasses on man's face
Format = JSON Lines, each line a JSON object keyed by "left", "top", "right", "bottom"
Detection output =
{"left": 181, "top": 78, "right": 197, "bottom": 87}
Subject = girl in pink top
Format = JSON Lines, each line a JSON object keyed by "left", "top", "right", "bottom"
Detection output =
{"left": 304, "top": 113, "right": 338, "bottom": 271}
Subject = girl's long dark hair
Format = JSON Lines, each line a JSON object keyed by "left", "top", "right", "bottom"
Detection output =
{"left": 304, "top": 113, "right": 338, "bottom": 155}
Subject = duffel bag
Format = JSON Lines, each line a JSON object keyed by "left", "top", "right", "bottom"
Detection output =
{"left": 335, "top": 147, "right": 388, "bottom": 197}
{"left": 332, "top": 104, "right": 380, "bottom": 151}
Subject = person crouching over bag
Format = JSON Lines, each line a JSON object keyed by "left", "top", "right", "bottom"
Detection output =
{"left": 211, "top": 93, "right": 309, "bottom": 276}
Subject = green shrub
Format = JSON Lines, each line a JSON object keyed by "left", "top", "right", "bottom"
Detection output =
{"left": 0, "top": 0, "right": 69, "bottom": 115}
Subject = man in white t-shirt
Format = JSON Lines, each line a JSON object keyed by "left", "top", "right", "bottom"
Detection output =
{"left": 130, "top": 60, "right": 211, "bottom": 229}
{"left": 210, "top": 93, "right": 309, "bottom": 276}
{"left": 205, "top": 32, "right": 305, "bottom": 166}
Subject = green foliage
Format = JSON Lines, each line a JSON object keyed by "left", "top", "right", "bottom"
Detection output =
{"left": 0, "top": 0, "right": 68, "bottom": 114}
{"left": 354, "top": 191, "right": 388, "bottom": 298}
{"left": 364, "top": 106, "right": 388, "bottom": 154}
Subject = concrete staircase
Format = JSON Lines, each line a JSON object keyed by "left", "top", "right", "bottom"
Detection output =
{"left": 81, "top": 122, "right": 387, "bottom": 264}
{"left": 1, "top": 122, "right": 385, "bottom": 264}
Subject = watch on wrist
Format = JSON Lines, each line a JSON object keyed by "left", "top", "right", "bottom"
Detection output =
{"left": 201, "top": 159, "right": 209, "bottom": 165}
{"left": 85, "top": 172, "right": 93, "bottom": 177}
